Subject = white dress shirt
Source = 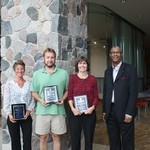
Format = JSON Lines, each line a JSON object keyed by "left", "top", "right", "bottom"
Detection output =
{"left": 3, "top": 80, "right": 35, "bottom": 116}
{"left": 111, "top": 61, "right": 122, "bottom": 103}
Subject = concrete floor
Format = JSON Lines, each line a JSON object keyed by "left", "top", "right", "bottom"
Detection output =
{"left": 1, "top": 102, "right": 150, "bottom": 150}
{"left": 1, "top": 143, "right": 109, "bottom": 150}
{"left": 94, "top": 102, "right": 150, "bottom": 150}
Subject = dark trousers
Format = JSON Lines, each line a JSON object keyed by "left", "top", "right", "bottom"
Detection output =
{"left": 7, "top": 116, "right": 32, "bottom": 150}
{"left": 106, "top": 104, "right": 135, "bottom": 150}
{"left": 69, "top": 110, "right": 96, "bottom": 150}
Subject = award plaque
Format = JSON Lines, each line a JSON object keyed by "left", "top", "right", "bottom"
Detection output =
{"left": 11, "top": 103, "right": 26, "bottom": 120}
{"left": 74, "top": 95, "right": 88, "bottom": 113}
{"left": 44, "top": 85, "right": 59, "bottom": 103}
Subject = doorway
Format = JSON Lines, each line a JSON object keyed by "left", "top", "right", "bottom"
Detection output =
{"left": 87, "top": 3, "right": 113, "bottom": 93}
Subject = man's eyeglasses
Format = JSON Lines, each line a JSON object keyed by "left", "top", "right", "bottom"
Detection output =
{"left": 110, "top": 51, "right": 121, "bottom": 55}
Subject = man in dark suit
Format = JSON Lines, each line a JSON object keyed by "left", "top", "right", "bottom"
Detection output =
{"left": 102, "top": 46, "right": 138, "bottom": 150}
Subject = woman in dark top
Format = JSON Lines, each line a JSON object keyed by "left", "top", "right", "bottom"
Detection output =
{"left": 68, "top": 56, "right": 99, "bottom": 150}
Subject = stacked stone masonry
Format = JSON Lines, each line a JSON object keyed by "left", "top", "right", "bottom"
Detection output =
{"left": 1, "top": 0, "right": 87, "bottom": 150}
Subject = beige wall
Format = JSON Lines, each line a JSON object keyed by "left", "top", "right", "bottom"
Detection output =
{"left": 90, "top": 44, "right": 107, "bottom": 78}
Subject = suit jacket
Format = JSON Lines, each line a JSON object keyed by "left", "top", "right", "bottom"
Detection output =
{"left": 103, "top": 62, "right": 138, "bottom": 121}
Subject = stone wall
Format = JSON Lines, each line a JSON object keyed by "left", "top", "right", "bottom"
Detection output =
{"left": 1, "top": 0, "right": 87, "bottom": 149}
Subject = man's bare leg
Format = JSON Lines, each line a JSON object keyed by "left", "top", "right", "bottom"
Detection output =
{"left": 52, "top": 133, "right": 61, "bottom": 150}
{"left": 39, "top": 134, "right": 49, "bottom": 150}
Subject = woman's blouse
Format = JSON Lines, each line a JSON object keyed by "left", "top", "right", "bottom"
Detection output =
{"left": 3, "top": 80, "right": 35, "bottom": 116}
{"left": 68, "top": 74, "right": 99, "bottom": 107}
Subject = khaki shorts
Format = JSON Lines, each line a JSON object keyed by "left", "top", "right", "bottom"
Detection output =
{"left": 35, "top": 115, "right": 66, "bottom": 135}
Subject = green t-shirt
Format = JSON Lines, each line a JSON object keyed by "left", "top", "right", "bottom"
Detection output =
{"left": 30, "top": 67, "right": 68, "bottom": 115}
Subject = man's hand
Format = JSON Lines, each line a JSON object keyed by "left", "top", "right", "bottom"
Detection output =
{"left": 124, "top": 115, "right": 132, "bottom": 123}
{"left": 57, "top": 99, "right": 64, "bottom": 105}
{"left": 102, "top": 113, "right": 106, "bottom": 122}
{"left": 39, "top": 99, "right": 48, "bottom": 106}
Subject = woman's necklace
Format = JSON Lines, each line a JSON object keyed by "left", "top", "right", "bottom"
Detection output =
{"left": 77, "top": 72, "right": 88, "bottom": 79}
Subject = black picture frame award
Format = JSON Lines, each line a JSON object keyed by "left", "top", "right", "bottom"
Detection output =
{"left": 44, "top": 85, "right": 59, "bottom": 104}
{"left": 74, "top": 95, "right": 88, "bottom": 113}
{"left": 11, "top": 103, "right": 26, "bottom": 120}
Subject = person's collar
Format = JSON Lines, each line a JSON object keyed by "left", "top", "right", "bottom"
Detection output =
{"left": 112, "top": 61, "right": 122, "bottom": 70}
{"left": 42, "top": 66, "right": 58, "bottom": 73}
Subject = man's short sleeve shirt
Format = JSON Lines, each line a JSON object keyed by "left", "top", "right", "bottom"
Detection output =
{"left": 30, "top": 67, "right": 68, "bottom": 115}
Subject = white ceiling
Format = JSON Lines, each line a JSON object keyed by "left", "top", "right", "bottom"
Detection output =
{"left": 88, "top": 0, "right": 150, "bottom": 50}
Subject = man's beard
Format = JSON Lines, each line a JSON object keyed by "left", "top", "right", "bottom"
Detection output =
{"left": 44, "top": 61, "right": 55, "bottom": 68}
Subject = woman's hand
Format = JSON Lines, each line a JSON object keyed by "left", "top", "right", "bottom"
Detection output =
{"left": 84, "top": 105, "right": 95, "bottom": 115}
{"left": 8, "top": 114, "right": 16, "bottom": 123}
{"left": 24, "top": 110, "right": 31, "bottom": 119}
{"left": 72, "top": 107, "right": 82, "bottom": 116}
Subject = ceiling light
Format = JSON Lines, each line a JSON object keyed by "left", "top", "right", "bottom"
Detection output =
{"left": 120, "top": 0, "right": 126, "bottom": 3}
{"left": 93, "top": 41, "right": 97, "bottom": 45}
{"left": 103, "top": 45, "right": 106, "bottom": 49}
